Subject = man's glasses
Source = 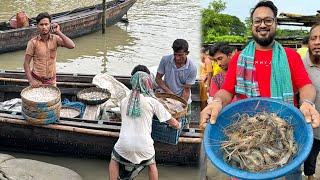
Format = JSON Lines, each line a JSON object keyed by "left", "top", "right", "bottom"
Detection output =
{"left": 252, "top": 17, "right": 275, "bottom": 27}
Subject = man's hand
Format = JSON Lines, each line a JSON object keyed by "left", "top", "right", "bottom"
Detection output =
{"left": 300, "top": 102, "right": 320, "bottom": 128}
{"left": 168, "top": 118, "right": 181, "bottom": 129}
{"left": 199, "top": 100, "right": 222, "bottom": 130}
{"left": 30, "top": 79, "right": 41, "bottom": 87}
{"left": 51, "top": 23, "right": 61, "bottom": 34}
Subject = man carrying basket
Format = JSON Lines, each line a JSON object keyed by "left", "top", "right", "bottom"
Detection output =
{"left": 109, "top": 70, "right": 180, "bottom": 180}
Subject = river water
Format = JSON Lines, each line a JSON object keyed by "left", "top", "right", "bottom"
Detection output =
{"left": 0, "top": 0, "right": 201, "bottom": 179}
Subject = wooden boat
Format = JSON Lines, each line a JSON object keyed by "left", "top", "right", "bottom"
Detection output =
{"left": 277, "top": 12, "right": 320, "bottom": 27}
{"left": 0, "top": 71, "right": 202, "bottom": 166}
{"left": 0, "top": 0, "right": 136, "bottom": 53}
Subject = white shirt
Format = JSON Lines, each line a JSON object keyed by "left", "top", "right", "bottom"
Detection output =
{"left": 114, "top": 94, "right": 171, "bottom": 164}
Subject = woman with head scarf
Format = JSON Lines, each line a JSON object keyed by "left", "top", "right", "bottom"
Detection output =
{"left": 109, "top": 70, "right": 180, "bottom": 180}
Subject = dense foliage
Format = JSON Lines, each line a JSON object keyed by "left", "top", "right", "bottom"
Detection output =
{"left": 202, "top": 0, "right": 246, "bottom": 43}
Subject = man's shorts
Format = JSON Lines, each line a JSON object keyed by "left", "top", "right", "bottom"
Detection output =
{"left": 111, "top": 149, "right": 155, "bottom": 180}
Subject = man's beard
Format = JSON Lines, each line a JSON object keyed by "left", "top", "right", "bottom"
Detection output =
{"left": 252, "top": 30, "right": 275, "bottom": 47}
{"left": 314, "top": 54, "right": 320, "bottom": 64}
{"left": 41, "top": 31, "right": 49, "bottom": 35}
{"left": 310, "top": 49, "right": 320, "bottom": 64}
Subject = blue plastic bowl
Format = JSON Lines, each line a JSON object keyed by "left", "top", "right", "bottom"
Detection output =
{"left": 204, "top": 98, "right": 313, "bottom": 180}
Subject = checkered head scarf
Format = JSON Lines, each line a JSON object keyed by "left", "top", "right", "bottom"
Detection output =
{"left": 126, "top": 71, "right": 155, "bottom": 118}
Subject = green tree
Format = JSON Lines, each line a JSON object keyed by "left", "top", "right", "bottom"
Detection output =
{"left": 202, "top": 0, "right": 246, "bottom": 43}
{"left": 208, "top": 0, "right": 226, "bottom": 13}
{"left": 276, "top": 29, "right": 308, "bottom": 38}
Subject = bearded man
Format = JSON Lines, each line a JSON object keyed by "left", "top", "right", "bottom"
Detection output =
{"left": 302, "top": 23, "right": 320, "bottom": 180}
{"left": 200, "top": 1, "right": 320, "bottom": 179}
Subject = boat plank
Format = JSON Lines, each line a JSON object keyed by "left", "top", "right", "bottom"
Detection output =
{"left": 0, "top": 112, "right": 121, "bottom": 131}
{"left": 0, "top": 85, "right": 90, "bottom": 98}
{"left": 83, "top": 105, "right": 101, "bottom": 120}
{"left": 58, "top": 120, "right": 120, "bottom": 131}
{"left": 0, "top": 111, "right": 202, "bottom": 138}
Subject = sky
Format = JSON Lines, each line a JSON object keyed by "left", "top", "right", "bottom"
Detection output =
{"left": 201, "top": 0, "right": 319, "bottom": 29}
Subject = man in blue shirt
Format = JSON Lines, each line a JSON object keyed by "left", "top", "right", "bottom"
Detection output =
{"left": 156, "top": 39, "right": 197, "bottom": 104}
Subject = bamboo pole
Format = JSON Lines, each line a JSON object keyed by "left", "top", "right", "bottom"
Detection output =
{"left": 0, "top": 116, "right": 202, "bottom": 143}
{"left": 0, "top": 77, "right": 93, "bottom": 86}
{"left": 200, "top": 140, "right": 208, "bottom": 180}
{"left": 0, "top": 116, "right": 120, "bottom": 137}
{"left": 102, "top": 0, "right": 106, "bottom": 34}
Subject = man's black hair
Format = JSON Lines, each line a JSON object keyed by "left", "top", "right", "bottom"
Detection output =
{"left": 131, "top": 65, "right": 150, "bottom": 76}
{"left": 250, "top": 0, "right": 278, "bottom": 18}
{"left": 302, "top": 35, "right": 309, "bottom": 45}
{"left": 208, "top": 42, "right": 235, "bottom": 57}
{"left": 172, "top": 39, "right": 189, "bottom": 53}
{"left": 36, "top": 12, "right": 51, "bottom": 24}
{"left": 310, "top": 22, "right": 320, "bottom": 36}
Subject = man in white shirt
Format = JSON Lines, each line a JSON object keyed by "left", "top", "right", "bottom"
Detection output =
{"left": 109, "top": 70, "right": 180, "bottom": 180}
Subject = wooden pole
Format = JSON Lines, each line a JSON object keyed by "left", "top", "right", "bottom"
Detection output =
{"left": 102, "top": 0, "right": 106, "bottom": 34}
{"left": 0, "top": 77, "right": 93, "bottom": 86}
{"left": 200, "top": 140, "right": 208, "bottom": 180}
{"left": 0, "top": 114, "right": 202, "bottom": 143}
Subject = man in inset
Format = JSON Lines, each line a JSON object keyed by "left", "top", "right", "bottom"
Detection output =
{"left": 24, "top": 12, "right": 75, "bottom": 87}
{"left": 156, "top": 39, "right": 197, "bottom": 104}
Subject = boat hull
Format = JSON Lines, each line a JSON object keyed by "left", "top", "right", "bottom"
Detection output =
{"left": 0, "top": 0, "right": 136, "bottom": 53}
{"left": 0, "top": 71, "right": 202, "bottom": 166}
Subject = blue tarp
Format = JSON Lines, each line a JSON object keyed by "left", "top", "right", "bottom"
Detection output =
{"left": 61, "top": 98, "right": 86, "bottom": 118}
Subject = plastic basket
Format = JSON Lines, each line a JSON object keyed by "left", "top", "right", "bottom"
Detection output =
{"left": 151, "top": 117, "right": 188, "bottom": 145}
{"left": 204, "top": 98, "right": 313, "bottom": 180}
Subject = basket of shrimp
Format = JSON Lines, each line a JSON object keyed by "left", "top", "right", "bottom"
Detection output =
{"left": 21, "top": 85, "right": 61, "bottom": 124}
{"left": 155, "top": 93, "right": 188, "bottom": 119}
{"left": 204, "top": 98, "right": 313, "bottom": 180}
{"left": 77, "top": 87, "right": 111, "bottom": 105}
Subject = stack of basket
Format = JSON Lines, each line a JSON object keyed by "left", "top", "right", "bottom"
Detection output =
{"left": 21, "top": 85, "right": 61, "bottom": 125}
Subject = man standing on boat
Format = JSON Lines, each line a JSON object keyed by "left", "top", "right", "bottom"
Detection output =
{"left": 156, "top": 39, "right": 197, "bottom": 104}
{"left": 24, "top": 12, "right": 75, "bottom": 87}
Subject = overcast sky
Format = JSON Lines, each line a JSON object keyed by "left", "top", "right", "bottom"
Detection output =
{"left": 201, "top": 0, "right": 319, "bottom": 28}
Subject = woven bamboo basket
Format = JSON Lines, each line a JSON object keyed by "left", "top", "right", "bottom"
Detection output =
{"left": 22, "top": 103, "right": 61, "bottom": 119}
{"left": 77, "top": 87, "right": 111, "bottom": 105}
{"left": 22, "top": 100, "right": 61, "bottom": 112}
{"left": 21, "top": 85, "right": 61, "bottom": 107}
{"left": 155, "top": 93, "right": 188, "bottom": 119}
{"left": 21, "top": 85, "right": 61, "bottom": 124}
{"left": 60, "top": 106, "right": 81, "bottom": 118}
{"left": 22, "top": 111, "right": 60, "bottom": 125}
